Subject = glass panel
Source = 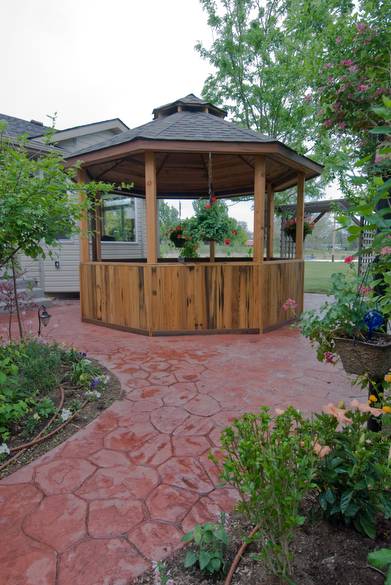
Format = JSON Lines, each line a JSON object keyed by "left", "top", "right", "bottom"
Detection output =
{"left": 101, "top": 195, "right": 136, "bottom": 242}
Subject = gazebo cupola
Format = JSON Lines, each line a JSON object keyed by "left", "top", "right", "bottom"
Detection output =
{"left": 67, "top": 94, "right": 323, "bottom": 336}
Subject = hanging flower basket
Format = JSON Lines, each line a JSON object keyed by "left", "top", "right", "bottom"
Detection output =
{"left": 283, "top": 218, "right": 315, "bottom": 241}
{"left": 169, "top": 226, "right": 186, "bottom": 248}
{"left": 333, "top": 333, "right": 391, "bottom": 377}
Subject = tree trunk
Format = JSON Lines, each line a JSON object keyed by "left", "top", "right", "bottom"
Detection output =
{"left": 11, "top": 258, "right": 23, "bottom": 339}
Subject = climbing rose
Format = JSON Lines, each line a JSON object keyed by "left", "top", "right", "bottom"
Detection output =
{"left": 224, "top": 238, "right": 231, "bottom": 246}
{"left": 204, "top": 203, "right": 211, "bottom": 209}
{"left": 210, "top": 195, "right": 217, "bottom": 203}
{"left": 380, "top": 246, "right": 391, "bottom": 255}
{"left": 344, "top": 255, "right": 354, "bottom": 264}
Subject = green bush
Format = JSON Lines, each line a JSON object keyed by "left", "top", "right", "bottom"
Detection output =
{"left": 313, "top": 407, "right": 391, "bottom": 538}
{"left": 218, "top": 407, "right": 316, "bottom": 582}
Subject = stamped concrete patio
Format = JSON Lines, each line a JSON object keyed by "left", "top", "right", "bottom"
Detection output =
{"left": 0, "top": 300, "right": 359, "bottom": 585}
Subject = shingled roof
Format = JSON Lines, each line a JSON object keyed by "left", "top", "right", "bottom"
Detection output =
{"left": 65, "top": 94, "right": 275, "bottom": 158}
{"left": 0, "top": 113, "right": 51, "bottom": 138}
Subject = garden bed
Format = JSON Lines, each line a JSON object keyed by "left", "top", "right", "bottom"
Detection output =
{"left": 135, "top": 512, "right": 390, "bottom": 585}
{"left": 0, "top": 340, "right": 122, "bottom": 479}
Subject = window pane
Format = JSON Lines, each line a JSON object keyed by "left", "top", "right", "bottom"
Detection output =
{"left": 102, "top": 195, "right": 136, "bottom": 242}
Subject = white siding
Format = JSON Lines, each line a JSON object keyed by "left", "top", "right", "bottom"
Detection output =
{"left": 19, "top": 129, "right": 147, "bottom": 293}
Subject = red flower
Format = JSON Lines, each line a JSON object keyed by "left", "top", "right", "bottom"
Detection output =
{"left": 204, "top": 203, "right": 211, "bottom": 209}
{"left": 210, "top": 195, "right": 217, "bottom": 204}
{"left": 224, "top": 238, "right": 231, "bottom": 246}
{"left": 231, "top": 229, "right": 238, "bottom": 236}
{"left": 344, "top": 255, "right": 354, "bottom": 264}
{"left": 175, "top": 225, "right": 182, "bottom": 231}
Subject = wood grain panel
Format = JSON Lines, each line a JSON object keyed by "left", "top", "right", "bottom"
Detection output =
{"left": 80, "top": 260, "right": 303, "bottom": 335}
{"left": 261, "top": 260, "right": 304, "bottom": 330}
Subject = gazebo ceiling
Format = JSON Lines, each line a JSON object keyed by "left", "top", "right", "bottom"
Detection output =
{"left": 66, "top": 94, "right": 323, "bottom": 195}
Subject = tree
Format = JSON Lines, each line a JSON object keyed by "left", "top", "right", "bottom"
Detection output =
{"left": 196, "top": 1, "right": 391, "bottom": 200}
{"left": 0, "top": 122, "right": 112, "bottom": 337}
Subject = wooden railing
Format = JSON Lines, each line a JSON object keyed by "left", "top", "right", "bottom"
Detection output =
{"left": 80, "top": 259, "right": 304, "bottom": 335}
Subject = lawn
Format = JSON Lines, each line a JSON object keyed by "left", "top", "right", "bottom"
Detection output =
{"left": 304, "top": 261, "right": 350, "bottom": 293}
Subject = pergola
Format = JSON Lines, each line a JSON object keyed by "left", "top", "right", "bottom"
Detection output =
{"left": 66, "top": 94, "right": 323, "bottom": 335}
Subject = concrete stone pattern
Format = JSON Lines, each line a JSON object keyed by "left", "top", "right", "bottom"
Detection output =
{"left": 0, "top": 300, "right": 358, "bottom": 584}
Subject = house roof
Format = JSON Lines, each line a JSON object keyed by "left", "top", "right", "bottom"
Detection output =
{"left": 0, "top": 113, "right": 52, "bottom": 138}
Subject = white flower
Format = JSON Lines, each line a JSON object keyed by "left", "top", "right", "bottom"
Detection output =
{"left": 85, "top": 390, "right": 101, "bottom": 399}
{"left": 60, "top": 408, "right": 72, "bottom": 422}
{"left": 0, "top": 443, "right": 10, "bottom": 455}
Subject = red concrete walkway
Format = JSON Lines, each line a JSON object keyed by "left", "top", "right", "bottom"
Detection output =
{"left": 0, "top": 302, "right": 358, "bottom": 585}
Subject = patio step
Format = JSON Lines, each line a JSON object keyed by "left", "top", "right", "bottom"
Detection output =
{"left": 0, "top": 280, "right": 53, "bottom": 312}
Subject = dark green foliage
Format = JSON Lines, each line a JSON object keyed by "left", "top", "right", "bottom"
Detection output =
{"left": 314, "top": 410, "right": 391, "bottom": 538}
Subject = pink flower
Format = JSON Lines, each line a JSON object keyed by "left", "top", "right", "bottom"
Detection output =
{"left": 332, "top": 102, "right": 341, "bottom": 111}
{"left": 358, "top": 284, "right": 372, "bottom": 295}
{"left": 344, "top": 255, "right": 354, "bottom": 264}
{"left": 304, "top": 94, "right": 312, "bottom": 103}
{"left": 380, "top": 246, "right": 391, "bottom": 255}
{"left": 324, "top": 352, "right": 336, "bottom": 364}
{"left": 338, "top": 122, "right": 347, "bottom": 129}
{"left": 341, "top": 59, "right": 354, "bottom": 67}
{"left": 313, "top": 442, "right": 331, "bottom": 458}
{"left": 323, "top": 403, "right": 352, "bottom": 425}
{"left": 356, "top": 22, "right": 367, "bottom": 33}
{"left": 375, "top": 87, "right": 385, "bottom": 96}
{"left": 375, "top": 154, "right": 384, "bottom": 163}
{"left": 324, "top": 119, "right": 333, "bottom": 128}
{"left": 327, "top": 75, "right": 334, "bottom": 83}
{"left": 282, "top": 298, "right": 298, "bottom": 311}
{"left": 335, "top": 36, "right": 342, "bottom": 44}
{"left": 350, "top": 399, "right": 383, "bottom": 417}
{"left": 358, "top": 83, "right": 369, "bottom": 92}
{"left": 348, "top": 65, "right": 359, "bottom": 73}
{"left": 324, "top": 63, "right": 332, "bottom": 69}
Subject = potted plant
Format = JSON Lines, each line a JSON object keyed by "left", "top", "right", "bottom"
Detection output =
{"left": 193, "top": 197, "right": 236, "bottom": 244}
{"left": 299, "top": 260, "right": 391, "bottom": 377}
{"left": 282, "top": 216, "right": 315, "bottom": 241}
{"left": 168, "top": 224, "right": 187, "bottom": 248}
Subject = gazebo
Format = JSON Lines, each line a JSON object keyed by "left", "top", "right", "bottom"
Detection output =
{"left": 66, "top": 94, "right": 323, "bottom": 335}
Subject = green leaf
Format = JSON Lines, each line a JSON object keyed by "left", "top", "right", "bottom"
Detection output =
{"left": 340, "top": 490, "right": 353, "bottom": 514}
{"left": 385, "top": 565, "right": 391, "bottom": 585}
{"left": 181, "top": 531, "right": 194, "bottom": 543}
{"left": 354, "top": 512, "right": 376, "bottom": 539}
{"left": 184, "top": 551, "right": 198, "bottom": 568}
{"left": 370, "top": 126, "right": 391, "bottom": 134}
{"left": 199, "top": 551, "right": 211, "bottom": 571}
{"left": 209, "top": 556, "right": 222, "bottom": 572}
{"left": 368, "top": 549, "right": 391, "bottom": 570}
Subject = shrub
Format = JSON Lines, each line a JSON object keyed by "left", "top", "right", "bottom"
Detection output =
{"left": 313, "top": 404, "right": 391, "bottom": 538}
{"left": 218, "top": 407, "right": 316, "bottom": 582}
{"left": 182, "top": 516, "right": 229, "bottom": 575}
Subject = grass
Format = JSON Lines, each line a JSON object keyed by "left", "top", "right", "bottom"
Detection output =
{"left": 304, "top": 261, "right": 350, "bottom": 294}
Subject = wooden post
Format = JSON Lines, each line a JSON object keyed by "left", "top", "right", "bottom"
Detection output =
{"left": 266, "top": 183, "right": 274, "bottom": 259}
{"left": 94, "top": 194, "right": 102, "bottom": 261}
{"left": 253, "top": 155, "right": 266, "bottom": 263}
{"left": 209, "top": 241, "right": 216, "bottom": 262}
{"left": 145, "top": 152, "right": 158, "bottom": 263}
{"left": 77, "top": 168, "right": 90, "bottom": 263}
{"left": 295, "top": 173, "right": 305, "bottom": 259}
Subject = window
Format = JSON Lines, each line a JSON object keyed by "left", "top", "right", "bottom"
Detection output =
{"left": 101, "top": 195, "right": 136, "bottom": 242}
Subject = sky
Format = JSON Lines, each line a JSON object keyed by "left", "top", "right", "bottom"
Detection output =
{"left": 1, "top": 0, "right": 340, "bottom": 228}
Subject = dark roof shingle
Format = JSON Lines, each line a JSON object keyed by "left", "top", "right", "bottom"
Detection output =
{"left": 0, "top": 113, "right": 51, "bottom": 138}
{"left": 67, "top": 110, "right": 273, "bottom": 158}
